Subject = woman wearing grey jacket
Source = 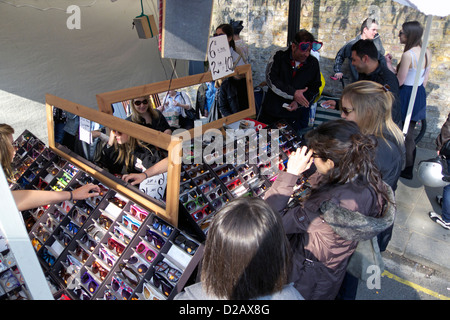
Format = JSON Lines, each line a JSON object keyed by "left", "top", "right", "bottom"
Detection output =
{"left": 264, "top": 120, "right": 395, "bottom": 300}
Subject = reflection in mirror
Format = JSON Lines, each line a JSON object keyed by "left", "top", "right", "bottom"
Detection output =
{"left": 53, "top": 107, "right": 168, "bottom": 203}
{"left": 109, "top": 74, "right": 249, "bottom": 134}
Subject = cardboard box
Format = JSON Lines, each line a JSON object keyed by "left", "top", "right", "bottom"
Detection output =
{"left": 133, "top": 15, "right": 158, "bottom": 39}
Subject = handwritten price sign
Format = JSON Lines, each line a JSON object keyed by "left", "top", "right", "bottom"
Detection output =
{"left": 208, "top": 34, "right": 234, "bottom": 80}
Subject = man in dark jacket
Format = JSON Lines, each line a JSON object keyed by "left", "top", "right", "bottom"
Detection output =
{"left": 333, "top": 18, "right": 385, "bottom": 83}
{"left": 351, "top": 39, "right": 402, "bottom": 127}
{"left": 260, "top": 29, "right": 322, "bottom": 131}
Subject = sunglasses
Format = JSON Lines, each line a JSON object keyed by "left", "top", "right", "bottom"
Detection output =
{"left": 211, "top": 196, "right": 229, "bottom": 210}
{"left": 67, "top": 221, "right": 80, "bottom": 235}
{"left": 111, "top": 276, "right": 133, "bottom": 300}
{"left": 86, "top": 224, "right": 105, "bottom": 242}
{"left": 36, "top": 225, "right": 50, "bottom": 242}
{"left": 80, "top": 233, "right": 97, "bottom": 251}
{"left": 206, "top": 188, "right": 224, "bottom": 202}
{"left": 40, "top": 248, "right": 56, "bottom": 266}
{"left": 127, "top": 255, "right": 149, "bottom": 274}
{"left": 74, "top": 287, "right": 91, "bottom": 300}
{"left": 81, "top": 272, "right": 99, "bottom": 294}
{"left": 75, "top": 245, "right": 89, "bottom": 263}
{"left": 180, "top": 181, "right": 195, "bottom": 194}
{"left": 341, "top": 107, "right": 354, "bottom": 115}
{"left": 154, "top": 261, "right": 182, "bottom": 283}
{"left": 143, "top": 281, "right": 165, "bottom": 300}
{"left": 36, "top": 177, "right": 48, "bottom": 190}
{"left": 152, "top": 272, "right": 173, "bottom": 297}
{"left": 136, "top": 241, "right": 157, "bottom": 262}
{"left": 226, "top": 179, "right": 242, "bottom": 191}
{"left": 152, "top": 217, "right": 173, "bottom": 237}
{"left": 55, "top": 229, "right": 72, "bottom": 246}
{"left": 108, "top": 237, "right": 125, "bottom": 256}
{"left": 188, "top": 167, "right": 207, "bottom": 178}
{"left": 198, "top": 181, "right": 217, "bottom": 194}
{"left": 133, "top": 99, "right": 148, "bottom": 106}
{"left": 184, "top": 196, "right": 206, "bottom": 213}
{"left": 98, "top": 214, "right": 113, "bottom": 230}
{"left": 71, "top": 208, "right": 88, "bottom": 225}
{"left": 108, "top": 196, "right": 127, "bottom": 208}
{"left": 295, "top": 41, "right": 323, "bottom": 51}
{"left": 99, "top": 247, "right": 117, "bottom": 267}
{"left": 113, "top": 226, "right": 133, "bottom": 245}
{"left": 180, "top": 189, "right": 200, "bottom": 203}
{"left": 174, "top": 234, "right": 198, "bottom": 255}
{"left": 122, "top": 215, "right": 141, "bottom": 232}
{"left": 91, "top": 261, "right": 109, "bottom": 280}
{"left": 129, "top": 205, "right": 150, "bottom": 222}
{"left": 146, "top": 229, "right": 166, "bottom": 250}
{"left": 118, "top": 263, "right": 140, "bottom": 286}
{"left": 191, "top": 205, "right": 212, "bottom": 222}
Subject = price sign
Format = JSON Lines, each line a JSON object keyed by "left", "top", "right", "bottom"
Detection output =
{"left": 207, "top": 34, "right": 234, "bottom": 80}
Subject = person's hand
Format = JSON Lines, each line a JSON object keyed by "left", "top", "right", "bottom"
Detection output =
{"left": 286, "top": 101, "right": 299, "bottom": 112}
{"left": 320, "top": 100, "right": 336, "bottom": 109}
{"left": 333, "top": 72, "right": 343, "bottom": 80}
{"left": 286, "top": 147, "right": 313, "bottom": 176}
{"left": 385, "top": 53, "right": 393, "bottom": 63}
{"left": 294, "top": 88, "right": 309, "bottom": 107}
{"left": 122, "top": 172, "right": 147, "bottom": 186}
{"left": 72, "top": 183, "right": 100, "bottom": 200}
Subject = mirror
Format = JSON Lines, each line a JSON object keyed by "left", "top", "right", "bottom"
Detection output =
{"left": 96, "top": 64, "right": 255, "bottom": 139}
{"left": 45, "top": 94, "right": 183, "bottom": 226}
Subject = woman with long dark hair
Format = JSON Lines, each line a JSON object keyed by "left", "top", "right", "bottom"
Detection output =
{"left": 264, "top": 119, "right": 395, "bottom": 299}
{"left": 386, "top": 21, "right": 432, "bottom": 179}
{"left": 175, "top": 197, "right": 303, "bottom": 300}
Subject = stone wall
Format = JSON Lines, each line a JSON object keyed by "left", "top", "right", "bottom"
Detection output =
{"left": 212, "top": 0, "right": 450, "bottom": 149}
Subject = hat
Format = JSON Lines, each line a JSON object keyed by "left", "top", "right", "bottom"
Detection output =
{"left": 230, "top": 19, "right": 244, "bottom": 34}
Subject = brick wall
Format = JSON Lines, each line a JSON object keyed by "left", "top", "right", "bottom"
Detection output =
{"left": 212, "top": 0, "right": 450, "bottom": 149}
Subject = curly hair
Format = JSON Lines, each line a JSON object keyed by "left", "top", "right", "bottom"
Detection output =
{"left": 305, "top": 119, "right": 390, "bottom": 207}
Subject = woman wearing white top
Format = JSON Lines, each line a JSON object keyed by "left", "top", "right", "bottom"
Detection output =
{"left": 386, "top": 21, "right": 431, "bottom": 179}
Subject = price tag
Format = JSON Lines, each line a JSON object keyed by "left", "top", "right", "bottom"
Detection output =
{"left": 207, "top": 35, "right": 234, "bottom": 80}
{"left": 79, "top": 117, "right": 92, "bottom": 144}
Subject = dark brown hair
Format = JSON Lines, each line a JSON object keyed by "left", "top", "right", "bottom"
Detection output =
{"left": 305, "top": 119, "right": 389, "bottom": 209}
{"left": 201, "top": 197, "right": 292, "bottom": 299}
{"left": 398, "top": 21, "right": 428, "bottom": 70}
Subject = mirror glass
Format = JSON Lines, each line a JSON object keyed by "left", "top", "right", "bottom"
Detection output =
{"left": 109, "top": 75, "right": 249, "bottom": 135}
{"left": 52, "top": 107, "right": 168, "bottom": 207}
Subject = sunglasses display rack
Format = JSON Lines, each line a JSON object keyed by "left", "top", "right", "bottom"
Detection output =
{"left": 6, "top": 131, "right": 204, "bottom": 300}
{"left": 0, "top": 250, "right": 30, "bottom": 300}
{"left": 178, "top": 120, "right": 309, "bottom": 235}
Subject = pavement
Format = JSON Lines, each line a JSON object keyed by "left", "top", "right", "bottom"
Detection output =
{"left": 386, "top": 146, "right": 450, "bottom": 275}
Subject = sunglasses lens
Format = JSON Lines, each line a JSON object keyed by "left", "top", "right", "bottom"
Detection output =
{"left": 300, "top": 42, "right": 311, "bottom": 51}
{"left": 312, "top": 42, "right": 322, "bottom": 51}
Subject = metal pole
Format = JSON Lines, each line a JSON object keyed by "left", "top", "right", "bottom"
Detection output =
{"left": 402, "top": 15, "right": 433, "bottom": 134}
{"left": 0, "top": 169, "right": 54, "bottom": 300}
{"left": 287, "top": 0, "right": 301, "bottom": 45}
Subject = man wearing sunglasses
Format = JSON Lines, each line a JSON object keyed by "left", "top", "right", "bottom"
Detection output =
{"left": 333, "top": 18, "right": 386, "bottom": 83}
{"left": 260, "top": 29, "right": 322, "bottom": 131}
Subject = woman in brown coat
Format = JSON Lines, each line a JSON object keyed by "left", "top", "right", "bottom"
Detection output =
{"left": 264, "top": 120, "right": 395, "bottom": 299}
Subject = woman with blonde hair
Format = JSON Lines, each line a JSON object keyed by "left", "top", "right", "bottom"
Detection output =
{"left": 98, "top": 129, "right": 168, "bottom": 190}
{"left": 0, "top": 124, "right": 100, "bottom": 211}
{"left": 127, "top": 96, "right": 172, "bottom": 135}
{"left": 340, "top": 80, "right": 405, "bottom": 193}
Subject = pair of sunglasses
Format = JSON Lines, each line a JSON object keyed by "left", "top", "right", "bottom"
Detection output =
{"left": 127, "top": 255, "right": 149, "bottom": 274}
{"left": 152, "top": 217, "right": 173, "bottom": 237}
{"left": 122, "top": 215, "right": 141, "bottom": 232}
{"left": 146, "top": 229, "right": 166, "bottom": 250}
{"left": 91, "top": 260, "right": 108, "bottom": 280}
{"left": 174, "top": 234, "right": 198, "bottom": 255}
{"left": 152, "top": 272, "right": 173, "bottom": 297}
{"left": 111, "top": 276, "right": 133, "bottom": 300}
{"left": 133, "top": 99, "right": 148, "bottom": 106}
{"left": 118, "top": 263, "right": 140, "bottom": 287}
{"left": 129, "top": 205, "right": 150, "bottom": 222}
{"left": 108, "top": 237, "right": 125, "bottom": 256}
{"left": 295, "top": 41, "right": 323, "bottom": 52}
{"left": 184, "top": 196, "right": 206, "bottom": 213}
{"left": 136, "top": 241, "right": 157, "bottom": 262}
{"left": 191, "top": 205, "right": 212, "bottom": 222}
{"left": 81, "top": 272, "right": 99, "bottom": 294}
{"left": 154, "top": 261, "right": 182, "bottom": 283}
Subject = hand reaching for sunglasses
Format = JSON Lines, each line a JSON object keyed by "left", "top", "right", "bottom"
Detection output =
{"left": 122, "top": 172, "right": 146, "bottom": 186}
{"left": 286, "top": 147, "right": 313, "bottom": 176}
{"left": 294, "top": 87, "right": 309, "bottom": 108}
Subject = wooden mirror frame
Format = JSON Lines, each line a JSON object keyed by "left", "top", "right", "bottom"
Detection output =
{"left": 95, "top": 64, "right": 256, "bottom": 138}
{"left": 45, "top": 94, "right": 183, "bottom": 227}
